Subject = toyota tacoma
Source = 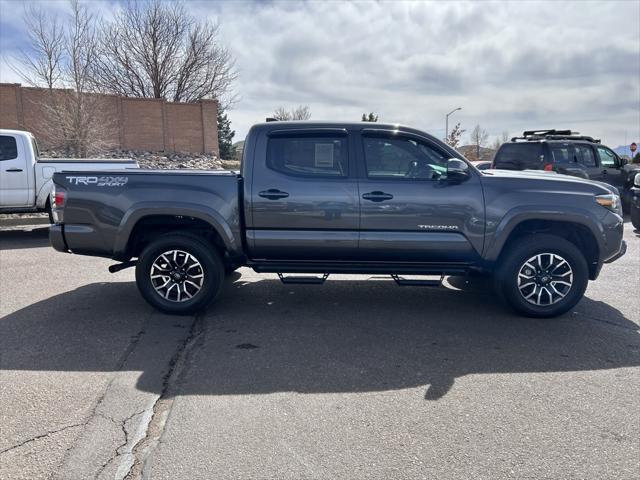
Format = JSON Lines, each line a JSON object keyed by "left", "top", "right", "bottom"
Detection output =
{"left": 50, "top": 121, "right": 626, "bottom": 317}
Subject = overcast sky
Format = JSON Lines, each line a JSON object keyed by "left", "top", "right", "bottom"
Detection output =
{"left": 1, "top": 0, "right": 638, "bottom": 148}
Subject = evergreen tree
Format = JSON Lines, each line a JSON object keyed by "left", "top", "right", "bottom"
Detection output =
{"left": 217, "top": 107, "right": 236, "bottom": 159}
{"left": 361, "top": 112, "right": 378, "bottom": 122}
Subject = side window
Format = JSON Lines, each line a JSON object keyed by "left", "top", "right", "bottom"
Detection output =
{"left": 0, "top": 135, "right": 18, "bottom": 161}
{"left": 494, "top": 143, "right": 544, "bottom": 170}
{"left": 363, "top": 136, "right": 448, "bottom": 180}
{"left": 550, "top": 144, "right": 572, "bottom": 163}
{"left": 267, "top": 135, "right": 347, "bottom": 177}
{"left": 574, "top": 145, "right": 596, "bottom": 167}
{"left": 596, "top": 146, "right": 617, "bottom": 168}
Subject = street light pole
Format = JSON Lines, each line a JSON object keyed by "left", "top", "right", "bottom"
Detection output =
{"left": 445, "top": 107, "right": 462, "bottom": 143}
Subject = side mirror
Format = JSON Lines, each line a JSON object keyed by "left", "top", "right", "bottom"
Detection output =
{"left": 634, "top": 172, "right": 640, "bottom": 188}
{"left": 619, "top": 155, "right": 628, "bottom": 166}
{"left": 446, "top": 158, "right": 470, "bottom": 183}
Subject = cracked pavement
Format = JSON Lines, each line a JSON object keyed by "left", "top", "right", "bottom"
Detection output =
{"left": 0, "top": 222, "right": 638, "bottom": 479}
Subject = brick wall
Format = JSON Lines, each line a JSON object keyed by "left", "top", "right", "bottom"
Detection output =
{"left": 0, "top": 83, "right": 218, "bottom": 155}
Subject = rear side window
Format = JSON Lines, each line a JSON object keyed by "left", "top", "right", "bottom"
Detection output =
{"left": 0, "top": 135, "right": 18, "bottom": 161}
{"left": 574, "top": 145, "right": 596, "bottom": 167}
{"left": 493, "top": 143, "right": 543, "bottom": 170}
{"left": 267, "top": 135, "right": 347, "bottom": 177}
{"left": 549, "top": 144, "right": 572, "bottom": 163}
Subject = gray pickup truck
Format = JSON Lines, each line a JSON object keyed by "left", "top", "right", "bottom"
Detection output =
{"left": 50, "top": 121, "right": 626, "bottom": 317}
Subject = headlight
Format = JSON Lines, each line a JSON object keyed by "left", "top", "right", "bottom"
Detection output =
{"left": 634, "top": 172, "right": 640, "bottom": 188}
{"left": 595, "top": 193, "right": 621, "bottom": 215}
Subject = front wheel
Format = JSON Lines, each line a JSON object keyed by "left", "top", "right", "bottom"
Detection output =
{"left": 494, "top": 234, "right": 589, "bottom": 318}
{"left": 135, "top": 233, "right": 224, "bottom": 315}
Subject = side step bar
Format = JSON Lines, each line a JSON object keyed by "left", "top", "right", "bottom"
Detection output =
{"left": 276, "top": 273, "right": 445, "bottom": 287}
{"left": 391, "top": 274, "right": 444, "bottom": 287}
{"left": 277, "top": 273, "right": 330, "bottom": 285}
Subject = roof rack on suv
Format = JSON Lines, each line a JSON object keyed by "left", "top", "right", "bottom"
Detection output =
{"left": 511, "top": 129, "right": 601, "bottom": 144}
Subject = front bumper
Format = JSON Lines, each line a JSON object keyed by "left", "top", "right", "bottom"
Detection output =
{"left": 49, "top": 224, "right": 68, "bottom": 253}
{"left": 604, "top": 240, "right": 627, "bottom": 264}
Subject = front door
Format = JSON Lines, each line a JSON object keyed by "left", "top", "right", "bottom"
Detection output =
{"left": 248, "top": 129, "right": 360, "bottom": 260}
{"left": 595, "top": 145, "right": 626, "bottom": 190}
{"left": 356, "top": 131, "right": 484, "bottom": 263}
{"left": 0, "top": 134, "right": 30, "bottom": 207}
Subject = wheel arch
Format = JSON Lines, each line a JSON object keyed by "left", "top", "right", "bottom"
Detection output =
{"left": 487, "top": 210, "right": 603, "bottom": 280}
{"left": 115, "top": 203, "right": 240, "bottom": 261}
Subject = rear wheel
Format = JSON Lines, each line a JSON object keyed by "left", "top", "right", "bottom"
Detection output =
{"left": 494, "top": 234, "right": 589, "bottom": 318}
{"left": 135, "top": 233, "right": 224, "bottom": 315}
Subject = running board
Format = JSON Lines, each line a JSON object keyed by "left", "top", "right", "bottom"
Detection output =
{"left": 277, "top": 273, "right": 330, "bottom": 285}
{"left": 391, "top": 274, "right": 444, "bottom": 287}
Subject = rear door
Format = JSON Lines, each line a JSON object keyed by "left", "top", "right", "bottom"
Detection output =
{"left": 356, "top": 130, "right": 484, "bottom": 263}
{"left": 572, "top": 143, "right": 602, "bottom": 180}
{"left": 0, "top": 134, "right": 30, "bottom": 207}
{"left": 247, "top": 128, "right": 360, "bottom": 260}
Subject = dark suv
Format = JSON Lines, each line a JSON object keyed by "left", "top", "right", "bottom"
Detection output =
{"left": 493, "top": 130, "right": 628, "bottom": 192}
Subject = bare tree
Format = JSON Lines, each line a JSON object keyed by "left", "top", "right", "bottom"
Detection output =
{"left": 272, "top": 105, "right": 311, "bottom": 121}
{"left": 445, "top": 122, "right": 465, "bottom": 149}
{"left": 91, "top": 0, "right": 237, "bottom": 106}
{"left": 13, "top": 0, "right": 114, "bottom": 156}
{"left": 491, "top": 130, "right": 511, "bottom": 151}
{"left": 13, "top": 6, "right": 64, "bottom": 89}
{"left": 470, "top": 124, "right": 489, "bottom": 161}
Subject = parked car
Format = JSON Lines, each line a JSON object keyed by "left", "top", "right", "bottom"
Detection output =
{"left": 50, "top": 121, "right": 626, "bottom": 318}
{"left": 0, "top": 129, "right": 138, "bottom": 221}
{"left": 631, "top": 172, "right": 640, "bottom": 230}
{"left": 492, "top": 130, "right": 640, "bottom": 210}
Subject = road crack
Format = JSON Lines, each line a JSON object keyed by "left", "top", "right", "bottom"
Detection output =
{"left": 0, "top": 423, "right": 85, "bottom": 455}
{"left": 122, "top": 312, "right": 207, "bottom": 480}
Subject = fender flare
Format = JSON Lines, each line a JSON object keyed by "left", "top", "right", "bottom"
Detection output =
{"left": 35, "top": 179, "right": 54, "bottom": 209}
{"left": 113, "top": 202, "right": 239, "bottom": 257}
{"left": 484, "top": 206, "right": 604, "bottom": 262}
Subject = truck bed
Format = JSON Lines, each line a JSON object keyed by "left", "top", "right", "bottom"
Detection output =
{"left": 52, "top": 169, "right": 242, "bottom": 259}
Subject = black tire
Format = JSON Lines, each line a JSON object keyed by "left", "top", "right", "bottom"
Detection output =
{"left": 494, "top": 234, "right": 589, "bottom": 318}
{"left": 135, "top": 233, "right": 224, "bottom": 315}
{"left": 45, "top": 200, "right": 54, "bottom": 224}
{"left": 631, "top": 204, "right": 640, "bottom": 231}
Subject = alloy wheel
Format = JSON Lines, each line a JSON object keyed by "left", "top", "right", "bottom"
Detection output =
{"left": 517, "top": 253, "right": 573, "bottom": 306}
{"left": 149, "top": 249, "right": 205, "bottom": 302}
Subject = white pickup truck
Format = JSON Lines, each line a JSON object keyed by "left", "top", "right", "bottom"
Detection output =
{"left": 0, "top": 129, "right": 138, "bottom": 220}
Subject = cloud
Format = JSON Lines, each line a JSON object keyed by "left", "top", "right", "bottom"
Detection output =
{"left": 1, "top": 0, "right": 638, "bottom": 147}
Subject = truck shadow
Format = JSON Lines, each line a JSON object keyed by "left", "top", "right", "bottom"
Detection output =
{"left": 0, "top": 226, "right": 50, "bottom": 250}
{"left": 1, "top": 276, "right": 638, "bottom": 401}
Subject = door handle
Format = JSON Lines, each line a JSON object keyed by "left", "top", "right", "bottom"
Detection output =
{"left": 362, "top": 191, "right": 394, "bottom": 202}
{"left": 5, "top": 168, "right": 23, "bottom": 172}
{"left": 258, "top": 189, "right": 289, "bottom": 200}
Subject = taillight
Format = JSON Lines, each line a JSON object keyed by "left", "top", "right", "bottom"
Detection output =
{"left": 53, "top": 188, "right": 66, "bottom": 207}
{"left": 50, "top": 184, "right": 66, "bottom": 224}
{"left": 543, "top": 163, "right": 553, "bottom": 171}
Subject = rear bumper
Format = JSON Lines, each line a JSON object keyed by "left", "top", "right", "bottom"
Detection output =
{"left": 49, "top": 224, "right": 68, "bottom": 252}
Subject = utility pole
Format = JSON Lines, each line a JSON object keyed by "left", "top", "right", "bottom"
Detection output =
{"left": 445, "top": 107, "right": 462, "bottom": 143}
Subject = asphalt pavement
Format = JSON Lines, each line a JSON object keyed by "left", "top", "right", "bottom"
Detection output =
{"left": 1, "top": 221, "right": 638, "bottom": 479}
